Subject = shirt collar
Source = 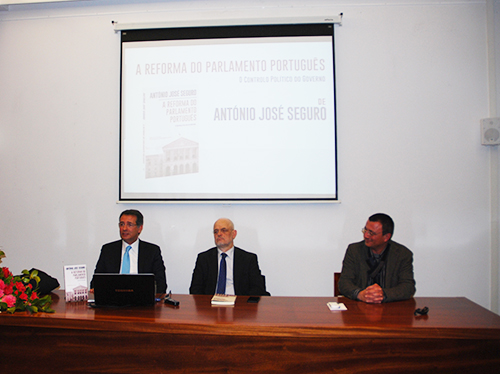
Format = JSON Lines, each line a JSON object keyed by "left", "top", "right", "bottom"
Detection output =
{"left": 218, "top": 246, "right": 234, "bottom": 258}
{"left": 123, "top": 239, "right": 139, "bottom": 249}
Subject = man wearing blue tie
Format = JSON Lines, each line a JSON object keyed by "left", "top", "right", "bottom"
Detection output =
{"left": 90, "top": 210, "right": 167, "bottom": 293}
{"left": 189, "top": 218, "right": 268, "bottom": 296}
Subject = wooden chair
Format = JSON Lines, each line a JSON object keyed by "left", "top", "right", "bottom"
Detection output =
{"left": 334, "top": 272, "right": 341, "bottom": 296}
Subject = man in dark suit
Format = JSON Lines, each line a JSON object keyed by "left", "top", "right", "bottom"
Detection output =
{"left": 338, "top": 213, "right": 415, "bottom": 303}
{"left": 90, "top": 210, "right": 167, "bottom": 293}
{"left": 189, "top": 218, "right": 268, "bottom": 296}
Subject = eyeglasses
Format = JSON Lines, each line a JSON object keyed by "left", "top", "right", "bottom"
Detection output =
{"left": 362, "top": 227, "right": 381, "bottom": 237}
{"left": 119, "top": 222, "right": 138, "bottom": 228}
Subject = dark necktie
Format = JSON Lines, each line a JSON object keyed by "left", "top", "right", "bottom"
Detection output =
{"left": 216, "top": 253, "right": 227, "bottom": 294}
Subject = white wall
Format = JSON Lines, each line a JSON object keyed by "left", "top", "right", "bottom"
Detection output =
{"left": 0, "top": 0, "right": 498, "bottom": 311}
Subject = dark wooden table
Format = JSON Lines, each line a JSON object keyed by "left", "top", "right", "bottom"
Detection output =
{"left": 1, "top": 291, "right": 499, "bottom": 373}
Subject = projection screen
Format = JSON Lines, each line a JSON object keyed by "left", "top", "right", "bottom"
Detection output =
{"left": 119, "top": 23, "right": 337, "bottom": 202}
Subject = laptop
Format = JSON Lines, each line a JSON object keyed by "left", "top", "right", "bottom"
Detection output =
{"left": 92, "top": 273, "right": 156, "bottom": 307}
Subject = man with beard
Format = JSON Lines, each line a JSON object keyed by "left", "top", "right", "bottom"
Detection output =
{"left": 189, "top": 218, "right": 268, "bottom": 296}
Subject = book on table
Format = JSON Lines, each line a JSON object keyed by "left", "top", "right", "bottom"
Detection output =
{"left": 211, "top": 294, "right": 237, "bottom": 306}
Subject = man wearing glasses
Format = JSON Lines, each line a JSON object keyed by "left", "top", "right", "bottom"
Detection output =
{"left": 189, "top": 218, "right": 268, "bottom": 296}
{"left": 90, "top": 209, "right": 167, "bottom": 293}
{"left": 338, "top": 213, "right": 415, "bottom": 303}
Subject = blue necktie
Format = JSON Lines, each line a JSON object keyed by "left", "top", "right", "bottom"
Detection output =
{"left": 216, "top": 253, "right": 227, "bottom": 294}
{"left": 122, "top": 245, "right": 131, "bottom": 274}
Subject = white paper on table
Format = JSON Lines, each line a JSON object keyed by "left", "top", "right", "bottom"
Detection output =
{"left": 327, "top": 301, "right": 347, "bottom": 311}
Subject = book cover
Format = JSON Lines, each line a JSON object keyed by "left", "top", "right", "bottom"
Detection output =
{"left": 64, "top": 264, "right": 88, "bottom": 302}
{"left": 211, "top": 294, "right": 237, "bottom": 306}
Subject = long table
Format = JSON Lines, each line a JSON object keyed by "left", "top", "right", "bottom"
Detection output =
{"left": 1, "top": 291, "right": 500, "bottom": 373}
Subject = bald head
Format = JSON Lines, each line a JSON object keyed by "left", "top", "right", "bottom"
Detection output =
{"left": 213, "top": 218, "right": 237, "bottom": 252}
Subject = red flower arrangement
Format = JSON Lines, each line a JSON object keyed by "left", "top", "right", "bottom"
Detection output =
{"left": 0, "top": 250, "right": 54, "bottom": 314}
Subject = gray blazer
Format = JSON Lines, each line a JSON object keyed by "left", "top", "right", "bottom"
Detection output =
{"left": 338, "top": 240, "right": 416, "bottom": 302}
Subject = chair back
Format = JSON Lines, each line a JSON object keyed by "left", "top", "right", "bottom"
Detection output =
{"left": 334, "top": 272, "right": 341, "bottom": 296}
{"left": 262, "top": 275, "right": 271, "bottom": 296}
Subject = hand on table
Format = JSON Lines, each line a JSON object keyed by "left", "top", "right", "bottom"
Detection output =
{"left": 358, "top": 284, "right": 384, "bottom": 304}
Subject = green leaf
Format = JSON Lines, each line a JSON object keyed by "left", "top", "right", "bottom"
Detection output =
{"left": 16, "top": 304, "right": 26, "bottom": 311}
{"left": 38, "top": 295, "right": 51, "bottom": 303}
{"left": 42, "top": 305, "right": 55, "bottom": 313}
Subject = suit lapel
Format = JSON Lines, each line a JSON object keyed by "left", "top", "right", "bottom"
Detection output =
{"left": 111, "top": 241, "right": 123, "bottom": 273}
{"left": 137, "top": 240, "right": 144, "bottom": 273}
{"left": 209, "top": 247, "right": 219, "bottom": 292}
{"left": 233, "top": 247, "right": 242, "bottom": 294}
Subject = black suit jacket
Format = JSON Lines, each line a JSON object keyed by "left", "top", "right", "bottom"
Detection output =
{"left": 189, "top": 247, "right": 267, "bottom": 296}
{"left": 90, "top": 239, "right": 167, "bottom": 294}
